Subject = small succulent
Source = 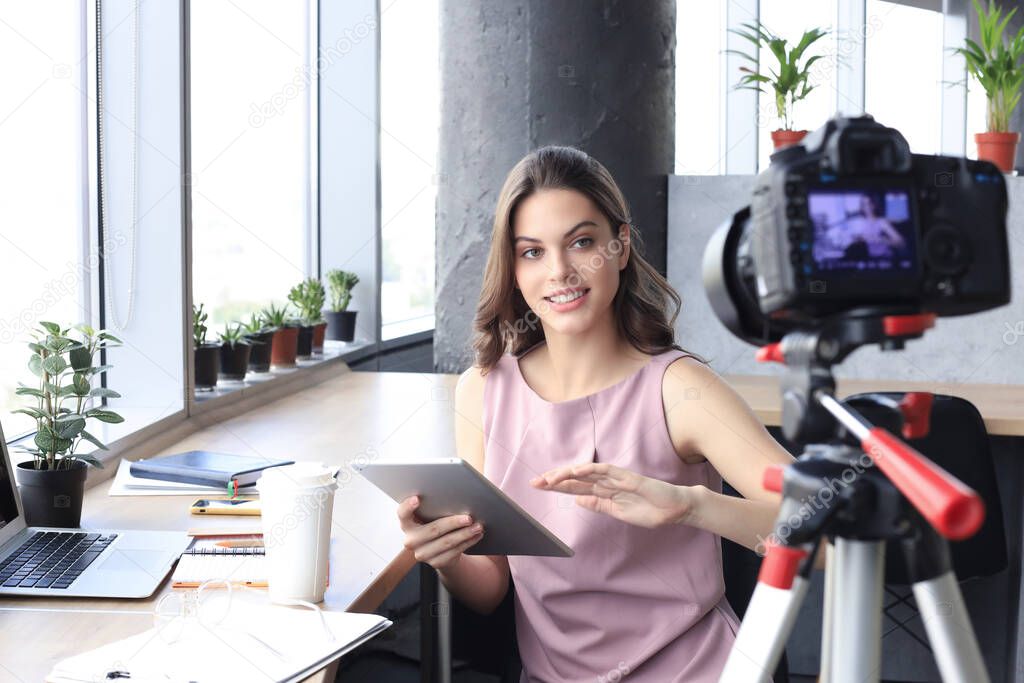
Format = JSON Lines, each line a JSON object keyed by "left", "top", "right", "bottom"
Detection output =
{"left": 326, "top": 269, "right": 360, "bottom": 312}
{"left": 288, "top": 278, "right": 327, "bottom": 325}
{"left": 219, "top": 323, "right": 249, "bottom": 348}
{"left": 192, "top": 304, "right": 210, "bottom": 347}
{"left": 261, "top": 303, "right": 294, "bottom": 329}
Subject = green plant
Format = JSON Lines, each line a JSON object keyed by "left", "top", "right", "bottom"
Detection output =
{"left": 242, "top": 313, "right": 271, "bottom": 336}
{"left": 193, "top": 303, "right": 210, "bottom": 347}
{"left": 261, "top": 302, "right": 294, "bottom": 329}
{"left": 219, "top": 323, "right": 249, "bottom": 348}
{"left": 728, "top": 22, "right": 830, "bottom": 131}
{"left": 288, "top": 278, "right": 327, "bottom": 325}
{"left": 955, "top": 0, "right": 1024, "bottom": 132}
{"left": 13, "top": 322, "right": 124, "bottom": 471}
{"left": 325, "top": 269, "right": 360, "bottom": 312}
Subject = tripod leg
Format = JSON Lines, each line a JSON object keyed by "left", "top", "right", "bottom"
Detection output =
{"left": 720, "top": 543, "right": 812, "bottom": 683}
{"left": 819, "top": 541, "right": 835, "bottom": 682}
{"left": 831, "top": 538, "right": 884, "bottom": 683}
{"left": 912, "top": 572, "right": 989, "bottom": 683}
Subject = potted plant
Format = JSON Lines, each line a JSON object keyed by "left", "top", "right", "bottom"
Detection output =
{"left": 324, "top": 269, "right": 360, "bottom": 342}
{"left": 12, "top": 322, "right": 124, "bottom": 527}
{"left": 956, "top": 0, "right": 1024, "bottom": 172}
{"left": 729, "top": 22, "right": 829, "bottom": 149}
{"left": 218, "top": 324, "right": 251, "bottom": 382}
{"left": 193, "top": 304, "right": 219, "bottom": 391}
{"left": 262, "top": 303, "right": 299, "bottom": 369}
{"left": 288, "top": 278, "right": 327, "bottom": 359}
{"left": 242, "top": 313, "right": 275, "bottom": 373}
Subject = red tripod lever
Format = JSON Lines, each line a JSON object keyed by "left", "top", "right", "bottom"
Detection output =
{"left": 861, "top": 428, "right": 984, "bottom": 541}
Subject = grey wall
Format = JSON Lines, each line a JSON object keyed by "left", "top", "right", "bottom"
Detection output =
{"left": 667, "top": 175, "right": 1024, "bottom": 386}
{"left": 434, "top": 0, "right": 676, "bottom": 373}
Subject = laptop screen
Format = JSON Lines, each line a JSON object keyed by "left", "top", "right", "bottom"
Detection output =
{"left": 0, "top": 429, "right": 21, "bottom": 531}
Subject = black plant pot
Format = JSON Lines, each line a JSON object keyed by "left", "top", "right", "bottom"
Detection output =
{"left": 246, "top": 331, "right": 275, "bottom": 372}
{"left": 297, "top": 325, "right": 314, "bottom": 360}
{"left": 194, "top": 343, "right": 220, "bottom": 390}
{"left": 325, "top": 310, "right": 357, "bottom": 342}
{"left": 15, "top": 460, "right": 88, "bottom": 528}
{"left": 219, "top": 342, "right": 252, "bottom": 381}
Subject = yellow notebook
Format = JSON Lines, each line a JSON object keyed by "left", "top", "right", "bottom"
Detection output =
{"left": 171, "top": 533, "right": 266, "bottom": 588}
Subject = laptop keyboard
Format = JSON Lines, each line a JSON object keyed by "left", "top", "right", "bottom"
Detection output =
{"left": 0, "top": 531, "right": 118, "bottom": 589}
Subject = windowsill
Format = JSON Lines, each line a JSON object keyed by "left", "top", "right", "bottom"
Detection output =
{"left": 190, "top": 338, "right": 376, "bottom": 409}
{"left": 382, "top": 313, "right": 434, "bottom": 341}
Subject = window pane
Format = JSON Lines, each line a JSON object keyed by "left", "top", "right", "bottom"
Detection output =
{"left": 865, "top": 0, "right": 943, "bottom": 154}
{"left": 380, "top": 0, "right": 438, "bottom": 340}
{"left": 676, "top": 1, "right": 723, "bottom": 174}
{"left": 190, "top": 1, "right": 311, "bottom": 330}
{"left": 758, "top": 0, "right": 839, "bottom": 171}
{"left": 0, "top": 3, "right": 86, "bottom": 439}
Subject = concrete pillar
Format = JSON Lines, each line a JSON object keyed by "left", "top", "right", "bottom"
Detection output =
{"left": 434, "top": 0, "right": 676, "bottom": 372}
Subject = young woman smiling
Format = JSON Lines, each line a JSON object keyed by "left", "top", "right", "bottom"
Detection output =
{"left": 396, "top": 146, "right": 795, "bottom": 682}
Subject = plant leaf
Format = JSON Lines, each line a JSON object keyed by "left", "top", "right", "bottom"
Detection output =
{"left": 42, "top": 354, "right": 68, "bottom": 376}
{"left": 89, "top": 387, "right": 121, "bottom": 399}
{"left": 34, "top": 427, "right": 72, "bottom": 454}
{"left": 14, "top": 386, "right": 45, "bottom": 399}
{"left": 72, "top": 452, "right": 105, "bottom": 469}
{"left": 38, "top": 321, "right": 62, "bottom": 336}
{"left": 28, "top": 354, "right": 43, "bottom": 378}
{"left": 72, "top": 373, "right": 91, "bottom": 396}
{"left": 12, "top": 407, "right": 46, "bottom": 420}
{"left": 79, "top": 430, "right": 109, "bottom": 451}
{"left": 55, "top": 414, "right": 86, "bottom": 439}
{"left": 69, "top": 346, "right": 92, "bottom": 371}
{"left": 85, "top": 409, "right": 124, "bottom": 424}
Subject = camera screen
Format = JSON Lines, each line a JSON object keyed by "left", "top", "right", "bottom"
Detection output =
{"left": 807, "top": 189, "right": 915, "bottom": 273}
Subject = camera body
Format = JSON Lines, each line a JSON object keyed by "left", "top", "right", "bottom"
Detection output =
{"left": 749, "top": 116, "right": 1010, "bottom": 322}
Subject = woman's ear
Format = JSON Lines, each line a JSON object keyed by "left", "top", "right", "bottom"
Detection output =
{"left": 617, "top": 223, "right": 631, "bottom": 270}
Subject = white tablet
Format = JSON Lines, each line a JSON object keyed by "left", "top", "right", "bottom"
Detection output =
{"left": 355, "top": 458, "right": 573, "bottom": 557}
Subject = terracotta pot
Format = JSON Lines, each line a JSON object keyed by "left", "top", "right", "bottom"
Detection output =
{"left": 975, "top": 131, "right": 1020, "bottom": 173}
{"left": 771, "top": 129, "right": 808, "bottom": 150}
{"left": 270, "top": 327, "right": 299, "bottom": 368}
{"left": 311, "top": 322, "right": 327, "bottom": 355}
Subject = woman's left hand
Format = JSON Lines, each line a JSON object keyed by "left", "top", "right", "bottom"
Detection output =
{"left": 530, "top": 463, "right": 698, "bottom": 529}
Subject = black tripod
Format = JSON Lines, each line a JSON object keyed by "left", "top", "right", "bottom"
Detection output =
{"left": 720, "top": 312, "right": 989, "bottom": 683}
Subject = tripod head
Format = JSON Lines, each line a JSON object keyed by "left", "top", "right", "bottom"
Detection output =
{"left": 756, "top": 309, "right": 985, "bottom": 542}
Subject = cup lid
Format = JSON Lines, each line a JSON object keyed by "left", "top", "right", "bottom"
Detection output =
{"left": 257, "top": 462, "right": 338, "bottom": 490}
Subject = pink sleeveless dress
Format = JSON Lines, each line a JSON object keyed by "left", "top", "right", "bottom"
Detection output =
{"left": 482, "top": 340, "right": 743, "bottom": 683}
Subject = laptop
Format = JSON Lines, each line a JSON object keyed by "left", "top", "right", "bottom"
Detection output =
{"left": 0, "top": 424, "right": 191, "bottom": 598}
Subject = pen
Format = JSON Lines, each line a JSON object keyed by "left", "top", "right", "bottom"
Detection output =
{"left": 214, "top": 539, "right": 264, "bottom": 548}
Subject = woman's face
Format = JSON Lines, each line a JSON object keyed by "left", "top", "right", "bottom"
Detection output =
{"left": 512, "top": 188, "right": 629, "bottom": 336}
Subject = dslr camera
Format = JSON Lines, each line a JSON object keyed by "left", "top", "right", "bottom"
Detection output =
{"left": 704, "top": 115, "right": 1011, "bottom": 345}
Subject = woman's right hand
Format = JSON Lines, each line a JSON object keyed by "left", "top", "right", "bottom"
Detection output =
{"left": 397, "top": 495, "right": 484, "bottom": 571}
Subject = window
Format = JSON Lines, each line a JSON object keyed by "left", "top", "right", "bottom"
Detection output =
{"left": 756, "top": 0, "right": 839, "bottom": 171}
{"left": 676, "top": 2, "right": 724, "bottom": 174}
{"left": 380, "top": 0, "right": 439, "bottom": 340}
{"left": 0, "top": 2, "right": 89, "bottom": 439}
{"left": 865, "top": 0, "right": 944, "bottom": 154}
{"left": 190, "top": 0, "right": 315, "bottom": 331}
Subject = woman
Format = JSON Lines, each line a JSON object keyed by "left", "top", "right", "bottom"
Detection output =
{"left": 397, "top": 146, "right": 795, "bottom": 682}
{"left": 846, "top": 194, "right": 906, "bottom": 258}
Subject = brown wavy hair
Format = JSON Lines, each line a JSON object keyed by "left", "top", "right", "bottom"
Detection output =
{"left": 471, "top": 145, "right": 704, "bottom": 373}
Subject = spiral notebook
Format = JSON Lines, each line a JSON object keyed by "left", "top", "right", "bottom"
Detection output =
{"left": 171, "top": 533, "right": 267, "bottom": 588}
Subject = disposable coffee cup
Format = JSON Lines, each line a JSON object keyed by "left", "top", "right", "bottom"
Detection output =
{"left": 257, "top": 462, "right": 338, "bottom": 604}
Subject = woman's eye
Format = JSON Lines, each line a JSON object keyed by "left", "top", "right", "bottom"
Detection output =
{"left": 522, "top": 248, "right": 541, "bottom": 259}
{"left": 572, "top": 237, "right": 593, "bottom": 248}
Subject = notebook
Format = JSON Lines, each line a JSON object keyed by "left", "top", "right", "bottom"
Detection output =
{"left": 171, "top": 533, "right": 267, "bottom": 588}
{"left": 129, "top": 450, "right": 294, "bottom": 491}
{"left": 47, "top": 590, "right": 392, "bottom": 683}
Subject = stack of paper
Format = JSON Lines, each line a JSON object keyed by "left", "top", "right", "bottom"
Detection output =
{"left": 108, "top": 459, "right": 259, "bottom": 497}
{"left": 47, "top": 591, "right": 391, "bottom": 682}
